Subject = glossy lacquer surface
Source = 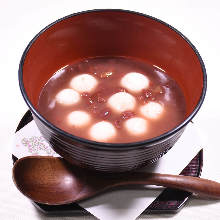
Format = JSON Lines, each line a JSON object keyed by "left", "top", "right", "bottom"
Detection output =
{"left": 19, "top": 10, "right": 206, "bottom": 172}
{"left": 13, "top": 156, "right": 220, "bottom": 206}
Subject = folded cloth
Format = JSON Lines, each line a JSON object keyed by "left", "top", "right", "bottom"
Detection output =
{"left": 12, "top": 121, "right": 203, "bottom": 220}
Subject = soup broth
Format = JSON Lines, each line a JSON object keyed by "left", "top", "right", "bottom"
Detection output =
{"left": 38, "top": 57, "right": 186, "bottom": 143}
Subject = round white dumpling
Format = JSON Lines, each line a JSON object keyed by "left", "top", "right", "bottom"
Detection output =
{"left": 55, "top": 89, "right": 80, "bottom": 105}
{"left": 121, "top": 72, "right": 149, "bottom": 92}
{"left": 140, "top": 101, "right": 163, "bottom": 119}
{"left": 124, "top": 117, "right": 148, "bottom": 135}
{"left": 67, "top": 111, "right": 91, "bottom": 127}
{"left": 108, "top": 92, "right": 136, "bottom": 113}
{"left": 70, "top": 74, "right": 98, "bottom": 93}
{"left": 90, "top": 121, "right": 116, "bottom": 142}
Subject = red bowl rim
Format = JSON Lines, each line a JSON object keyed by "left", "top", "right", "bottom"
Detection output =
{"left": 18, "top": 9, "right": 207, "bottom": 150}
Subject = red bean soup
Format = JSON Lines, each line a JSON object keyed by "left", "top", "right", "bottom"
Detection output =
{"left": 38, "top": 56, "right": 186, "bottom": 143}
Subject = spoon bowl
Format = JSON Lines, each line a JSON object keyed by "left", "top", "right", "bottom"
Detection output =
{"left": 13, "top": 156, "right": 220, "bottom": 205}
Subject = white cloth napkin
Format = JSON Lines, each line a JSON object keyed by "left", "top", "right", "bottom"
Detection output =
{"left": 12, "top": 121, "right": 203, "bottom": 220}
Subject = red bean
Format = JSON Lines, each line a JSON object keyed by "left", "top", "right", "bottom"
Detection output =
{"left": 99, "top": 108, "right": 111, "bottom": 119}
{"left": 114, "top": 120, "right": 122, "bottom": 129}
{"left": 121, "top": 111, "right": 135, "bottom": 120}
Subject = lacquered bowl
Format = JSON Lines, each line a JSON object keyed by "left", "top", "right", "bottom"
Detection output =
{"left": 19, "top": 9, "right": 206, "bottom": 172}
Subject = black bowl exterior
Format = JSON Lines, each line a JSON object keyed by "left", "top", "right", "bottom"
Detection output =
{"left": 19, "top": 9, "right": 207, "bottom": 173}
{"left": 33, "top": 114, "right": 184, "bottom": 172}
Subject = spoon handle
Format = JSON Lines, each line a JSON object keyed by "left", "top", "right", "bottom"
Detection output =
{"left": 116, "top": 173, "right": 220, "bottom": 199}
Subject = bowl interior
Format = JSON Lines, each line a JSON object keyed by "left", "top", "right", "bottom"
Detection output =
{"left": 21, "top": 10, "right": 205, "bottom": 130}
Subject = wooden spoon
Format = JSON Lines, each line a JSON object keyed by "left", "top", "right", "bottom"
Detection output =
{"left": 12, "top": 156, "right": 220, "bottom": 205}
